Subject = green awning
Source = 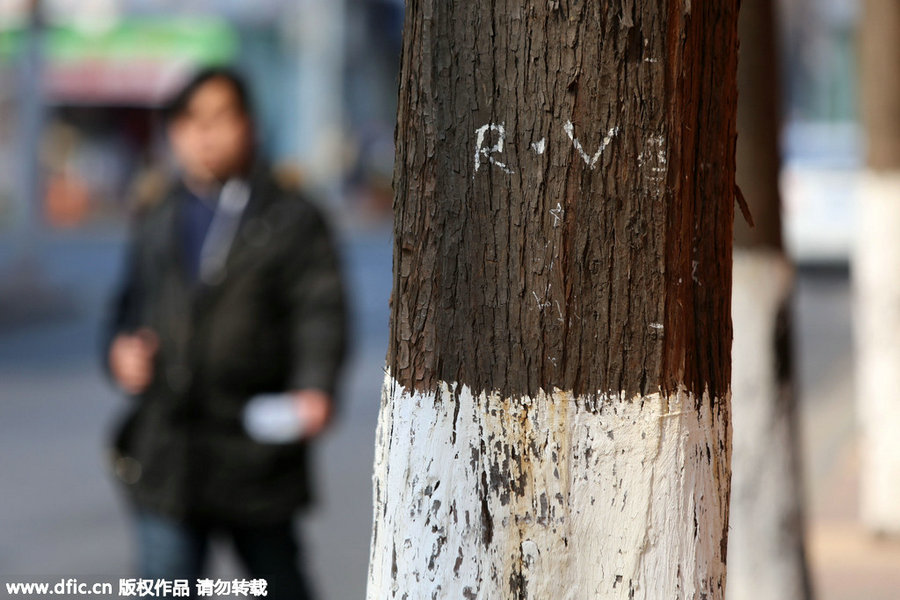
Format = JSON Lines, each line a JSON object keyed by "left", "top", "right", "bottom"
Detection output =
{"left": 0, "top": 17, "right": 238, "bottom": 64}
{"left": 1, "top": 17, "right": 240, "bottom": 105}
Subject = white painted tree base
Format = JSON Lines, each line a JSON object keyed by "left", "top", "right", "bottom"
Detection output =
{"left": 367, "top": 374, "right": 731, "bottom": 599}
{"left": 854, "top": 171, "right": 900, "bottom": 534}
{"left": 728, "top": 250, "right": 808, "bottom": 600}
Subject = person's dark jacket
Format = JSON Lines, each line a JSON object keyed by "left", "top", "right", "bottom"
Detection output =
{"left": 104, "top": 167, "right": 348, "bottom": 525}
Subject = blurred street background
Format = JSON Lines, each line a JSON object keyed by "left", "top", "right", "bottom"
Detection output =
{"left": 0, "top": 0, "right": 898, "bottom": 598}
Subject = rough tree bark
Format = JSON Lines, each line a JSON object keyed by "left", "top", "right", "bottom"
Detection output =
{"left": 368, "top": 2, "right": 739, "bottom": 598}
{"left": 855, "top": 0, "right": 900, "bottom": 535}
{"left": 726, "top": 1, "right": 813, "bottom": 599}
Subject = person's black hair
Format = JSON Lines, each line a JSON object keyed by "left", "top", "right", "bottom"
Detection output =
{"left": 163, "top": 66, "right": 254, "bottom": 125}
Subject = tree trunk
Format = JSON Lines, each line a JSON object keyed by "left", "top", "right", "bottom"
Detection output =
{"left": 368, "top": 3, "right": 739, "bottom": 598}
{"left": 726, "top": 2, "right": 813, "bottom": 599}
{"left": 855, "top": 0, "right": 900, "bottom": 535}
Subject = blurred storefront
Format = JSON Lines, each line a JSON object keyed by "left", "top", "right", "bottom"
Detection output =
{"left": 1, "top": 14, "right": 237, "bottom": 228}
{"left": 0, "top": 0, "right": 403, "bottom": 231}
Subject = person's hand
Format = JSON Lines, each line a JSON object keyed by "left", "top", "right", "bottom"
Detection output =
{"left": 291, "top": 389, "right": 333, "bottom": 438}
{"left": 109, "top": 329, "right": 159, "bottom": 395}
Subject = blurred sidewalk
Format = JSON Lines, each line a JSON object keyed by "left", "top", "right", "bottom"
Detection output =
{"left": 796, "top": 271, "right": 900, "bottom": 599}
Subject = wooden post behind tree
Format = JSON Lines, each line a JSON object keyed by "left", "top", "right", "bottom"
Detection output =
{"left": 368, "top": 2, "right": 739, "bottom": 598}
{"left": 855, "top": 0, "right": 900, "bottom": 534}
{"left": 727, "top": 1, "right": 813, "bottom": 598}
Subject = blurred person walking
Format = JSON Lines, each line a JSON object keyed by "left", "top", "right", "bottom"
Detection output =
{"left": 103, "top": 68, "right": 347, "bottom": 600}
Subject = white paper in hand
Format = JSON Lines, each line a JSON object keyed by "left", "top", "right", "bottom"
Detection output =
{"left": 242, "top": 393, "right": 309, "bottom": 443}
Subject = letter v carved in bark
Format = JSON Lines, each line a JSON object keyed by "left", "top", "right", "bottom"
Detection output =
{"left": 564, "top": 120, "right": 620, "bottom": 169}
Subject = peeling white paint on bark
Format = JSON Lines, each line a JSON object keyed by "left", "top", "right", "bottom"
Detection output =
{"left": 367, "top": 373, "right": 731, "bottom": 600}
{"left": 728, "top": 250, "right": 807, "bottom": 600}
{"left": 853, "top": 171, "right": 900, "bottom": 534}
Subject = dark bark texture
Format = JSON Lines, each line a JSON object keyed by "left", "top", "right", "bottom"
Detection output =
{"left": 388, "top": 1, "right": 738, "bottom": 400}
{"left": 862, "top": 0, "right": 900, "bottom": 170}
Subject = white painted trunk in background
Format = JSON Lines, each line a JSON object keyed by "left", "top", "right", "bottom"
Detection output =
{"left": 367, "top": 373, "right": 731, "bottom": 599}
{"left": 854, "top": 171, "right": 900, "bottom": 534}
{"left": 728, "top": 250, "right": 807, "bottom": 600}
